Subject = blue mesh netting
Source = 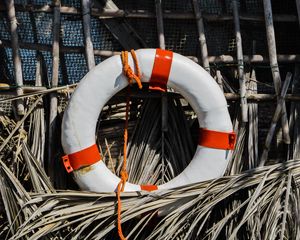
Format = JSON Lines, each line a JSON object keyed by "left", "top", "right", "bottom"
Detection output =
{"left": 240, "top": 21, "right": 268, "bottom": 56}
{"left": 164, "top": 19, "right": 199, "bottom": 56}
{"left": 40, "top": 50, "right": 64, "bottom": 85}
{"left": 241, "top": 0, "right": 264, "bottom": 14}
{"left": 16, "top": 11, "right": 35, "bottom": 43}
{"left": 61, "top": 14, "right": 84, "bottom": 47}
{"left": 3, "top": 48, "right": 37, "bottom": 83}
{"left": 13, "top": 0, "right": 53, "bottom": 5}
{"left": 19, "top": 49, "right": 37, "bottom": 82}
{"left": 34, "top": 12, "right": 53, "bottom": 45}
{"left": 126, "top": 18, "right": 158, "bottom": 48}
{"left": 204, "top": 21, "right": 235, "bottom": 56}
{"left": 64, "top": 53, "right": 88, "bottom": 84}
{"left": 95, "top": 56, "right": 104, "bottom": 65}
{"left": 3, "top": 48, "right": 14, "bottom": 82}
{"left": 162, "top": 0, "right": 193, "bottom": 12}
{"left": 91, "top": 17, "right": 122, "bottom": 51}
{"left": 0, "top": 13, "right": 10, "bottom": 40}
{"left": 61, "top": 0, "right": 81, "bottom": 8}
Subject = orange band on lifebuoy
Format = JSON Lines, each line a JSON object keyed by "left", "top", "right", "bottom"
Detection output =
{"left": 140, "top": 185, "right": 158, "bottom": 191}
{"left": 198, "top": 128, "right": 236, "bottom": 150}
{"left": 62, "top": 144, "right": 101, "bottom": 173}
{"left": 149, "top": 48, "right": 173, "bottom": 92}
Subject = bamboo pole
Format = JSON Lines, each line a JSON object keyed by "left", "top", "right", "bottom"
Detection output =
{"left": 81, "top": 0, "right": 95, "bottom": 70}
{"left": 192, "top": 0, "right": 210, "bottom": 73}
{"left": 233, "top": 0, "right": 248, "bottom": 122}
{"left": 155, "top": 0, "right": 167, "bottom": 183}
{"left": 215, "top": 70, "right": 224, "bottom": 91}
{"left": 260, "top": 72, "right": 292, "bottom": 166}
{"left": 0, "top": 4, "right": 298, "bottom": 22}
{"left": 2, "top": 40, "right": 300, "bottom": 63}
{"left": 263, "top": 0, "right": 290, "bottom": 144}
{"left": 48, "top": 0, "right": 61, "bottom": 183}
{"left": 3, "top": 86, "right": 300, "bottom": 103}
{"left": 296, "top": 0, "right": 300, "bottom": 27}
{"left": 248, "top": 40, "right": 259, "bottom": 168}
{"left": 155, "top": 0, "right": 165, "bottom": 50}
{"left": 5, "top": 0, "right": 24, "bottom": 115}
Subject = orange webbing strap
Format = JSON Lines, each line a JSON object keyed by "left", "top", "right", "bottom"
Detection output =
{"left": 198, "top": 128, "right": 236, "bottom": 150}
{"left": 149, "top": 49, "right": 173, "bottom": 92}
{"left": 140, "top": 185, "right": 158, "bottom": 191}
{"left": 117, "top": 50, "right": 143, "bottom": 240}
{"left": 62, "top": 144, "right": 101, "bottom": 173}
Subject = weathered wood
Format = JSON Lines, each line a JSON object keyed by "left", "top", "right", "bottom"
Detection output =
{"left": 260, "top": 72, "right": 292, "bottom": 166}
{"left": 2, "top": 40, "right": 300, "bottom": 64}
{"left": 263, "top": 0, "right": 290, "bottom": 144}
{"left": 5, "top": 0, "right": 24, "bottom": 115}
{"left": 233, "top": 0, "right": 248, "bottom": 122}
{"left": 48, "top": 0, "right": 61, "bottom": 183}
{"left": 81, "top": 0, "right": 95, "bottom": 70}
{"left": 192, "top": 0, "right": 210, "bottom": 73}
{"left": 0, "top": 3, "right": 298, "bottom": 22}
{"left": 296, "top": 0, "right": 300, "bottom": 27}
{"left": 247, "top": 40, "right": 259, "bottom": 168}
{"left": 155, "top": 0, "right": 165, "bottom": 50}
{"left": 215, "top": 70, "right": 224, "bottom": 91}
{"left": 155, "top": 0, "right": 168, "bottom": 176}
{"left": 4, "top": 85, "right": 300, "bottom": 103}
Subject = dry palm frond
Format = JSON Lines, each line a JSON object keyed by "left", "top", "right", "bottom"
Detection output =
{"left": 0, "top": 75, "right": 299, "bottom": 240}
{"left": 0, "top": 159, "right": 299, "bottom": 239}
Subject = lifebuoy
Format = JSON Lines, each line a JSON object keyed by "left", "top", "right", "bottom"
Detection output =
{"left": 61, "top": 49, "right": 236, "bottom": 192}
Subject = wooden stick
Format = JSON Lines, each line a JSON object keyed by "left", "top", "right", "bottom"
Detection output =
{"left": 81, "top": 0, "right": 95, "bottom": 70}
{"left": 0, "top": 3, "right": 298, "bottom": 22}
{"left": 233, "top": 0, "right": 248, "bottom": 122}
{"left": 5, "top": 0, "right": 24, "bottom": 115}
{"left": 260, "top": 72, "right": 292, "bottom": 166}
{"left": 48, "top": 0, "right": 61, "bottom": 183}
{"left": 263, "top": 0, "right": 290, "bottom": 144}
{"left": 2, "top": 39, "right": 300, "bottom": 64}
{"left": 296, "top": 0, "right": 300, "bottom": 27}
{"left": 247, "top": 40, "right": 259, "bottom": 168}
{"left": 155, "top": 0, "right": 167, "bottom": 183}
{"left": 192, "top": 0, "right": 210, "bottom": 73}
{"left": 155, "top": 0, "right": 165, "bottom": 50}
{"left": 215, "top": 70, "right": 224, "bottom": 91}
{"left": 287, "top": 64, "right": 300, "bottom": 159}
{"left": 4, "top": 85, "right": 300, "bottom": 103}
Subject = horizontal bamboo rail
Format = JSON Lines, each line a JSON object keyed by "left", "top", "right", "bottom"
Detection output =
{"left": 0, "top": 3, "right": 297, "bottom": 22}
{"left": 2, "top": 86, "right": 300, "bottom": 102}
{"left": 1, "top": 40, "right": 300, "bottom": 64}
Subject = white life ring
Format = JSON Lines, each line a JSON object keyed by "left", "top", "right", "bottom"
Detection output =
{"left": 61, "top": 48, "right": 235, "bottom": 192}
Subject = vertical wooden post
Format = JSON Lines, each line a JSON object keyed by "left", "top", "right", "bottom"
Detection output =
{"left": 81, "top": 0, "right": 95, "bottom": 70}
{"left": 263, "top": 0, "right": 290, "bottom": 144}
{"left": 155, "top": 0, "right": 167, "bottom": 183}
{"left": 155, "top": 0, "right": 166, "bottom": 50}
{"left": 247, "top": 40, "right": 259, "bottom": 168}
{"left": 5, "top": 0, "right": 24, "bottom": 115}
{"left": 192, "top": 0, "right": 210, "bottom": 73}
{"left": 296, "top": 0, "right": 300, "bottom": 27}
{"left": 48, "top": 0, "right": 61, "bottom": 183}
{"left": 233, "top": 0, "right": 248, "bottom": 122}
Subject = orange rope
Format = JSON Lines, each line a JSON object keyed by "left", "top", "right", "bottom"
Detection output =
{"left": 117, "top": 50, "right": 142, "bottom": 240}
